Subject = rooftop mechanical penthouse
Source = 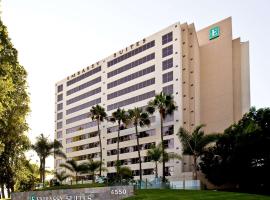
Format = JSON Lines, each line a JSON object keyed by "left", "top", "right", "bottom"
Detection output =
{"left": 55, "top": 17, "right": 250, "bottom": 181}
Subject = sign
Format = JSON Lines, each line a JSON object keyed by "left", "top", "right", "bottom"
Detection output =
{"left": 12, "top": 186, "right": 133, "bottom": 200}
{"left": 209, "top": 26, "right": 220, "bottom": 40}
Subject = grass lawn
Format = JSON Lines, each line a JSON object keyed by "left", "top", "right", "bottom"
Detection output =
{"left": 35, "top": 183, "right": 105, "bottom": 191}
{"left": 124, "top": 189, "right": 270, "bottom": 200}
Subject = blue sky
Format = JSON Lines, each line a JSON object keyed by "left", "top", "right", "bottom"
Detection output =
{"left": 2, "top": 0, "right": 270, "bottom": 166}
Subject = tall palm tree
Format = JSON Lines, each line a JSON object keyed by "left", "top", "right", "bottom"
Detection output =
{"left": 109, "top": 108, "right": 128, "bottom": 174}
{"left": 127, "top": 107, "right": 151, "bottom": 188}
{"left": 89, "top": 105, "right": 107, "bottom": 176}
{"left": 59, "top": 159, "right": 87, "bottom": 184}
{"left": 177, "top": 124, "right": 219, "bottom": 180}
{"left": 81, "top": 159, "right": 106, "bottom": 183}
{"left": 32, "top": 134, "right": 66, "bottom": 186}
{"left": 147, "top": 143, "right": 181, "bottom": 179}
{"left": 147, "top": 92, "right": 176, "bottom": 182}
{"left": 54, "top": 171, "right": 71, "bottom": 185}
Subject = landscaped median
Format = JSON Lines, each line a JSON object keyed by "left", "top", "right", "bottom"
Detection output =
{"left": 123, "top": 189, "right": 270, "bottom": 200}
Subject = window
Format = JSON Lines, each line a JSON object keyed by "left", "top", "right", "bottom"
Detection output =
{"left": 66, "top": 98, "right": 101, "bottom": 115}
{"left": 107, "top": 65, "right": 155, "bottom": 89}
{"left": 57, "top": 121, "right": 62, "bottom": 129}
{"left": 107, "top": 90, "right": 155, "bottom": 111}
{"left": 107, "top": 78, "right": 155, "bottom": 100}
{"left": 163, "top": 71, "right": 173, "bottom": 83}
{"left": 57, "top": 94, "right": 63, "bottom": 102}
{"left": 162, "top": 84, "right": 173, "bottom": 95}
{"left": 107, "top": 53, "right": 155, "bottom": 78}
{"left": 66, "top": 87, "right": 101, "bottom": 105}
{"left": 163, "top": 125, "right": 174, "bottom": 136}
{"left": 66, "top": 121, "right": 97, "bottom": 134}
{"left": 57, "top": 84, "right": 63, "bottom": 93}
{"left": 162, "top": 32, "right": 173, "bottom": 45}
{"left": 57, "top": 112, "right": 63, "bottom": 120}
{"left": 162, "top": 45, "right": 173, "bottom": 58}
{"left": 66, "top": 77, "right": 101, "bottom": 96}
{"left": 107, "top": 40, "right": 155, "bottom": 67}
{"left": 66, "top": 112, "right": 90, "bottom": 124}
{"left": 162, "top": 58, "right": 173, "bottom": 71}
{"left": 57, "top": 103, "right": 63, "bottom": 111}
{"left": 57, "top": 131, "right": 62, "bottom": 139}
{"left": 67, "top": 66, "right": 101, "bottom": 86}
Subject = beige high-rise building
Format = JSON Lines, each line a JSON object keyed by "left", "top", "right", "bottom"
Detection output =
{"left": 54, "top": 17, "right": 250, "bottom": 181}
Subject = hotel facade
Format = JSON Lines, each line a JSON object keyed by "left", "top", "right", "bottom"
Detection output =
{"left": 54, "top": 17, "right": 250, "bottom": 181}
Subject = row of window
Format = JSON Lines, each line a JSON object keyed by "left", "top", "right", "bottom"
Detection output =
{"left": 72, "top": 152, "right": 100, "bottom": 161}
{"left": 57, "top": 121, "right": 62, "bottom": 129}
{"left": 162, "top": 45, "right": 173, "bottom": 58}
{"left": 162, "top": 32, "right": 173, "bottom": 45}
{"left": 66, "top": 98, "right": 101, "bottom": 115}
{"left": 66, "top": 87, "right": 101, "bottom": 105}
{"left": 66, "top": 112, "right": 90, "bottom": 125}
{"left": 107, "top": 53, "right": 155, "bottom": 78}
{"left": 66, "top": 141, "right": 100, "bottom": 153}
{"left": 162, "top": 58, "right": 173, "bottom": 71}
{"left": 163, "top": 71, "right": 173, "bottom": 83}
{"left": 107, "top": 139, "right": 174, "bottom": 156}
{"left": 107, "top": 78, "right": 155, "bottom": 100}
{"left": 107, "top": 90, "right": 155, "bottom": 111}
{"left": 107, "top": 65, "right": 155, "bottom": 89}
{"left": 162, "top": 84, "right": 174, "bottom": 95}
{"left": 107, "top": 129, "right": 156, "bottom": 145}
{"left": 67, "top": 66, "right": 101, "bottom": 86}
{"left": 66, "top": 131, "right": 98, "bottom": 144}
{"left": 66, "top": 76, "right": 101, "bottom": 96}
{"left": 107, "top": 142, "right": 155, "bottom": 156}
{"left": 107, "top": 116, "right": 156, "bottom": 133}
{"left": 107, "top": 40, "right": 155, "bottom": 67}
{"left": 107, "top": 156, "right": 152, "bottom": 167}
{"left": 66, "top": 121, "right": 97, "bottom": 134}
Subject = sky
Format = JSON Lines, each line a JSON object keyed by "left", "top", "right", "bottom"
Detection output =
{"left": 1, "top": 0, "right": 270, "bottom": 168}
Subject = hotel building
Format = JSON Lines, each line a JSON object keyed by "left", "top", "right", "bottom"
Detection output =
{"left": 54, "top": 17, "right": 250, "bottom": 181}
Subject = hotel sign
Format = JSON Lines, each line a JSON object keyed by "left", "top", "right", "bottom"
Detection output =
{"left": 209, "top": 26, "right": 220, "bottom": 40}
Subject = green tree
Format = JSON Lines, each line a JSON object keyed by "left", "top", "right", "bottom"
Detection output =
{"left": 147, "top": 143, "right": 181, "bottom": 179}
{"left": 109, "top": 108, "right": 128, "bottom": 176}
{"left": 127, "top": 107, "right": 151, "bottom": 188}
{"left": 147, "top": 92, "right": 176, "bottom": 182}
{"left": 32, "top": 134, "right": 66, "bottom": 186}
{"left": 81, "top": 159, "right": 105, "bottom": 183}
{"left": 59, "top": 159, "right": 86, "bottom": 184}
{"left": 89, "top": 105, "right": 107, "bottom": 176}
{"left": 0, "top": 17, "right": 30, "bottom": 198}
{"left": 200, "top": 107, "right": 270, "bottom": 192}
{"left": 54, "top": 171, "right": 71, "bottom": 185}
{"left": 178, "top": 124, "right": 219, "bottom": 180}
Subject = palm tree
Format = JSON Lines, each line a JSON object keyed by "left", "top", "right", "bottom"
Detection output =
{"left": 32, "top": 134, "right": 66, "bottom": 186}
{"left": 127, "top": 107, "right": 151, "bottom": 188}
{"left": 147, "top": 143, "right": 181, "bottom": 179}
{"left": 82, "top": 159, "right": 106, "bottom": 183}
{"left": 89, "top": 104, "right": 107, "bottom": 176}
{"left": 109, "top": 108, "right": 128, "bottom": 175}
{"left": 54, "top": 171, "right": 71, "bottom": 185}
{"left": 60, "top": 159, "right": 87, "bottom": 184}
{"left": 177, "top": 124, "right": 219, "bottom": 180}
{"left": 147, "top": 92, "right": 176, "bottom": 182}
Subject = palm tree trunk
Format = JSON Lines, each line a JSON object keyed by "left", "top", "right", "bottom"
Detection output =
{"left": 97, "top": 119, "right": 102, "bottom": 176}
{"left": 193, "top": 155, "right": 198, "bottom": 180}
{"left": 135, "top": 125, "right": 142, "bottom": 188}
{"left": 1, "top": 184, "right": 5, "bottom": 199}
{"left": 42, "top": 158, "right": 46, "bottom": 186}
{"left": 75, "top": 172, "right": 77, "bottom": 184}
{"left": 160, "top": 116, "right": 166, "bottom": 183}
{"left": 117, "top": 121, "right": 121, "bottom": 178}
{"left": 155, "top": 161, "right": 158, "bottom": 179}
{"left": 7, "top": 187, "right": 10, "bottom": 198}
{"left": 39, "top": 158, "right": 43, "bottom": 183}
